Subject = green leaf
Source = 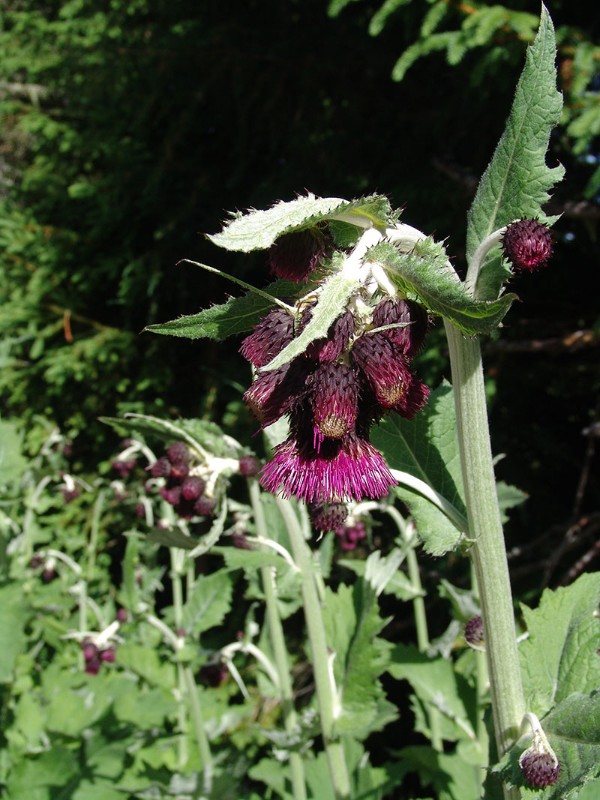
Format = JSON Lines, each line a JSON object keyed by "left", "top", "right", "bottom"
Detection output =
{"left": 101, "top": 413, "right": 241, "bottom": 459}
{"left": 0, "top": 419, "right": 27, "bottom": 486}
{"left": 389, "top": 644, "right": 479, "bottom": 745}
{"left": 323, "top": 581, "right": 397, "bottom": 738}
{"left": 0, "top": 583, "right": 28, "bottom": 683}
{"left": 216, "top": 545, "right": 286, "bottom": 572}
{"left": 398, "top": 744, "right": 483, "bottom": 800}
{"left": 116, "top": 643, "right": 176, "bottom": 690}
{"left": 181, "top": 569, "right": 233, "bottom": 636}
{"left": 46, "top": 685, "right": 112, "bottom": 737}
{"left": 466, "top": 6, "right": 564, "bottom": 298}
{"left": 519, "top": 572, "right": 600, "bottom": 717}
{"left": 371, "top": 383, "right": 468, "bottom": 555}
{"left": 496, "top": 692, "right": 600, "bottom": 799}
{"left": 144, "top": 279, "right": 298, "bottom": 341}
{"left": 5, "top": 747, "right": 79, "bottom": 796}
{"left": 207, "top": 193, "right": 391, "bottom": 252}
{"left": 368, "top": 238, "right": 517, "bottom": 335}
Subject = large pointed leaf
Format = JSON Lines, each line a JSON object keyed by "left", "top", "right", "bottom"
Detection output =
{"left": 208, "top": 193, "right": 392, "bottom": 252}
{"left": 466, "top": 6, "right": 564, "bottom": 298}
{"left": 371, "top": 383, "right": 468, "bottom": 555}
{"left": 145, "top": 279, "right": 299, "bottom": 341}
{"left": 368, "top": 238, "right": 516, "bottom": 335}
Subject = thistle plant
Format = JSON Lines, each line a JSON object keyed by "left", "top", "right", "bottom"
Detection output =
{"left": 137, "top": 8, "right": 600, "bottom": 799}
{"left": 3, "top": 6, "right": 594, "bottom": 800}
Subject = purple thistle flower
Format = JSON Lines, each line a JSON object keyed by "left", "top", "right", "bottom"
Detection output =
{"left": 305, "top": 309, "right": 356, "bottom": 363}
{"left": 351, "top": 332, "right": 417, "bottom": 410}
{"left": 336, "top": 520, "right": 367, "bottom": 550}
{"left": 392, "top": 374, "right": 430, "bottom": 421}
{"left": 243, "top": 358, "right": 312, "bottom": 427}
{"left": 260, "top": 427, "right": 397, "bottom": 504}
{"left": 150, "top": 456, "right": 171, "bottom": 479}
{"left": 238, "top": 454, "right": 260, "bottom": 477}
{"left": 112, "top": 459, "right": 137, "bottom": 478}
{"left": 181, "top": 475, "right": 205, "bottom": 502}
{"left": 502, "top": 219, "right": 553, "bottom": 272}
{"left": 520, "top": 750, "right": 560, "bottom": 788}
{"left": 166, "top": 442, "right": 190, "bottom": 465}
{"left": 239, "top": 307, "right": 295, "bottom": 368}
{"left": 159, "top": 485, "right": 182, "bottom": 506}
{"left": 308, "top": 501, "right": 349, "bottom": 534}
{"left": 372, "top": 297, "right": 429, "bottom": 358}
{"left": 309, "top": 362, "right": 360, "bottom": 445}
{"left": 268, "top": 229, "right": 327, "bottom": 282}
{"left": 193, "top": 495, "right": 217, "bottom": 517}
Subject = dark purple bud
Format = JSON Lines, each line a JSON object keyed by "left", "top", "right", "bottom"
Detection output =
{"left": 169, "top": 461, "right": 189, "bottom": 483}
{"left": 309, "top": 362, "right": 360, "bottom": 445}
{"left": 112, "top": 459, "right": 137, "bottom": 478}
{"left": 372, "top": 297, "right": 429, "bottom": 358}
{"left": 29, "top": 554, "right": 44, "bottom": 570}
{"left": 231, "top": 532, "right": 253, "bottom": 549}
{"left": 336, "top": 521, "right": 367, "bottom": 550}
{"left": 238, "top": 455, "right": 260, "bottom": 477}
{"left": 150, "top": 456, "right": 171, "bottom": 479}
{"left": 159, "top": 485, "right": 182, "bottom": 506}
{"left": 166, "top": 442, "right": 190, "bottom": 466}
{"left": 308, "top": 501, "right": 348, "bottom": 534}
{"left": 267, "top": 229, "right": 328, "bottom": 282}
{"left": 41, "top": 567, "right": 57, "bottom": 584}
{"left": 82, "top": 641, "right": 98, "bottom": 662}
{"left": 351, "top": 333, "right": 413, "bottom": 409}
{"left": 305, "top": 309, "right": 356, "bottom": 363}
{"left": 502, "top": 219, "right": 553, "bottom": 272}
{"left": 181, "top": 476, "right": 205, "bottom": 502}
{"left": 62, "top": 488, "right": 80, "bottom": 504}
{"left": 134, "top": 502, "right": 145, "bottom": 518}
{"left": 243, "top": 358, "right": 312, "bottom": 427}
{"left": 193, "top": 496, "right": 217, "bottom": 517}
{"left": 240, "top": 307, "right": 295, "bottom": 368}
{"left": 199, "top": 661, "right": 228, "bottom": 688}
{"left": 464, "top": 615, "right": 485, "bottom": 648}
{"left": 99, "top": 647, "right": 116, "bottom": 663}
{"left": 520, "top": 750, "right": 560, "bottom": 788}
{"left": 116, "top": 608, "right": 128, "bottom": 623}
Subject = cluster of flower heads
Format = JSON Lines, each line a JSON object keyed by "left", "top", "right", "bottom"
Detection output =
{"left": 145, "top": 442, "right": 260, "bottom": 520}
{"left": 308, "top": 501, "right": 367, "bottom": 551}
{"left": 81, "top": 639, "right": 116, "bottom": 676}
{"left": 148, "top": 442, "right": 217, "bottom": 519}
{"left": 239, "top": 229, "right": 430, "bottom": 505}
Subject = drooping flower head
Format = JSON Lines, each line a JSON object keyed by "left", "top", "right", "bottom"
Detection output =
{"left": 239, "top": 306, "right": 295, "bottom": 368}
{"left": 259, "top": 412, "right": 397, "bottom": 504}
{"left": 502, "top": 219, "right": 553, "bottom": 272}
{"left": 268, "top": 229, "right": 329, "bottom": 282}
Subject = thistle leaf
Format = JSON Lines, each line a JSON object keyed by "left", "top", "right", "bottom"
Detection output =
{"left": 368, "top": 239, "right": 516, "bottom": 335}
{"left": 208, "top": 193, "right": 391, "bottom": 252}
{"left": 466, "top": 5, "right": 564, "bottom": 298}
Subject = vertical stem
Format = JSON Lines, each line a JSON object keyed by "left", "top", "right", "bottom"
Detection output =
{"left": 276, "top": 497, "right": 351, "bottom": 800}
{"left": 87, "top": 490, "right": 105, "bottom": 582}
{"left": 169, "top": 548, "right": 213, "bottom": 793}
{"left": 385, "top": 506, "right": 443, "bottom": 750}
{"left": 445, "top": 323, "right": 525, "bottom": 798}
{"left": 249, "top": 480, "right": 307, "bottom": 800}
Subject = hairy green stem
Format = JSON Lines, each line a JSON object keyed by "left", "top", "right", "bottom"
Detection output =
{"left": 249, "top": 480, "right": 307, "bottom": 800}
{"left": 170, "top": 548, "right": 213, "bottom": 792}
{"left": 445, "top": 323, "right": 525, "bottom": 799}
{"left": 276, "top": 497, "right": 351, "bottom": 800}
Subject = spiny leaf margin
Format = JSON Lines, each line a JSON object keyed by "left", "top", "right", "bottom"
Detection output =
{"left": 207, "top": 193, "right": 392, "bottom": 253}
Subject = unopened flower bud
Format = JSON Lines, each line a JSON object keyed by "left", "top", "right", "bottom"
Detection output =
{"left": 464, "top": 615, "right": 485, "bottom": 649}
{"left": 268, "top": 229, "right": 327, "bottom": 282}
{"left": 238, "top": 454, "right": 260, "bottom": 477}
{"left": 519, "top": 749, "right": 560, "bottom": 788}
{"left": 166, "top": 442, "right": 190, "bottom": 466}
{"left": 502, "top": 219, "right": 553, "bottom": 272}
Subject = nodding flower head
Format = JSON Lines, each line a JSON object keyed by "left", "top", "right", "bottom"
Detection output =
{"left": 268, "top": 229, "right": 329, "bottom": 282}
{"left": 519, "top": 750, "right": 560, "bottom": 789}
{"left": 351, "top": 332, "right": 429, "bottom": 418}
{"left": 239, "top": 307, "right": 295, "bottom": 368}
{"left": 308, "top": 501, "right": 349, "bottom": 534}
{"left": 243, "top": 359, "right": 312, "bottom": 427}
{"left": 502, "top": 219, "right": 553, "bottom": 272}
{"left": 260, "top": 414, "right": 397, "bottom": 504}
{"left": 305, "top": 309, "right": 356, "bottom": 362}
{"left": 372, "top": 297, "right": 429, "bottom": 358}
{"left": 309, "top": 362, "right": 360, "bottom": 446}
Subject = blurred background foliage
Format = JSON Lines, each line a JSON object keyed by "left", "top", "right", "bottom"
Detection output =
{"left": 1, "top": 0, "right": 599, "bottom": 589}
